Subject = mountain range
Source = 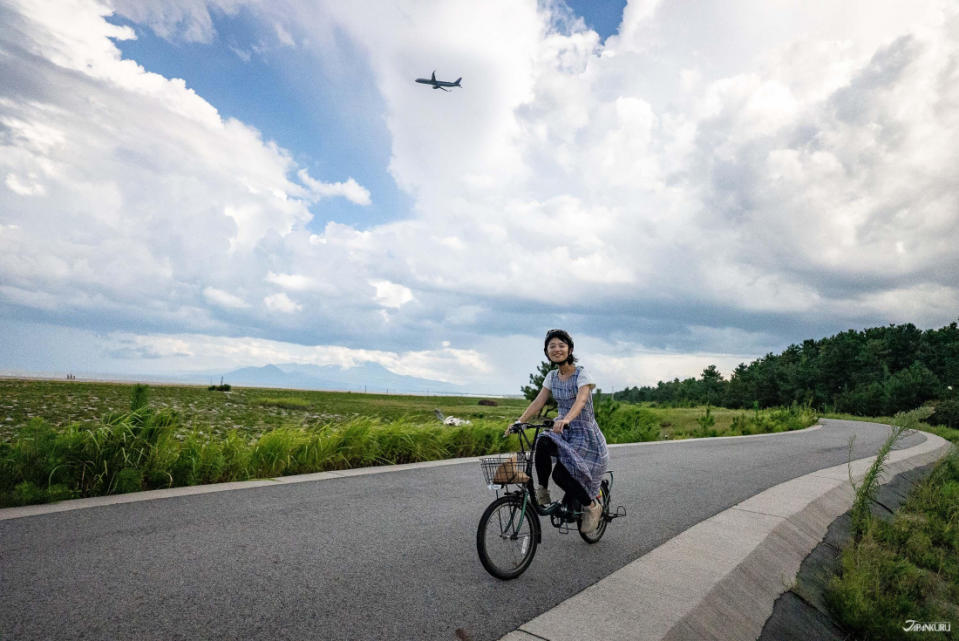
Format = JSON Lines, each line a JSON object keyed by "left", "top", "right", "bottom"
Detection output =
{"left": 216, "top": 362, "right": 469, "bottom": 395}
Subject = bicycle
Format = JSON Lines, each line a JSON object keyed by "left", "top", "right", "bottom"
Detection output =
{"left": 475, "top": 419, "right": 626, "bottom": 579}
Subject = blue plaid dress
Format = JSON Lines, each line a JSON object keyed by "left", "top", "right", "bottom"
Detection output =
{"left": 539, "top": 367, "right": 609, "bottom": 497}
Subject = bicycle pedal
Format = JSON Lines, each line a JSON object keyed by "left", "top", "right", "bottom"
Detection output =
{"left": 606, "top": 505, "right": 627, "bottom": 521}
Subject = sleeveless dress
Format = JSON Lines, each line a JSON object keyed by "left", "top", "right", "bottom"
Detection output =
{"left": 539, "top": 367, "right": 609, "bottom": 497}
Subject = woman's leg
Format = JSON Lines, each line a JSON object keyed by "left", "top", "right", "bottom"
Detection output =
{"left": 535, "top": 436, "right": 557, "bottom": 488}
{"left": 551, "top": 463, "right": 592, "bottom": 507}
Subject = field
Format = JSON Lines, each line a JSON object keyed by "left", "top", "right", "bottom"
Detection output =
{"left": 0, "top": 378, "right": 527, "bottom": 441}
{"left": 0, "top": 378, "right": 817, "bottom": 443}
{"left": 0, "top": 378, "right": 818, "bottom": 507}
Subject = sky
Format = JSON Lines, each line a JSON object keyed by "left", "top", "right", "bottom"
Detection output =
{"left": 1, "top": 0, "right": 958, "bottom": 394}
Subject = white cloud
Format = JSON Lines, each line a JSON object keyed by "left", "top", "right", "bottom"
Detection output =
{"left": 297, "top": 169, "right": 371, "bottom": 206}
{"left": 5, "top": 173, "right": 46, "bottom": 196}
{"left": 0, "top": 0, "right": 372, "bottom": 334}
{"left": 203, "top": 286, "right": 249, "bottom": 309}
{"left": 274, "top": 21, "right": 294, "bottom": 47}
{"left": 265, "top": 271, "right": 323, "bottom": 292}
{"left": 369, "top": 279, "right": 413, "bottom": 309}
{"left": 107, "top": 0, "right": 231, "bottom": 44}
{"left": 263, "top": 292, "right": 302, "bottom": 313}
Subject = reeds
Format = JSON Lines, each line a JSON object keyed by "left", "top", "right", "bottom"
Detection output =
{"left": 826, "top": 447, "right": 959, "bottom": 638}
{"left": 0, "top": 412, "right": 516, "bottom": 507}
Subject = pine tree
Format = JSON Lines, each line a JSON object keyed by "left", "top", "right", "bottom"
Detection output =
{"left": 520, "top": 360, "right": 557, "bottom": 416}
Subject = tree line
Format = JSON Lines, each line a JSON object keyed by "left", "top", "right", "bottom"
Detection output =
{"left": 612, "top": 321, "right": 959, "bottom": 418}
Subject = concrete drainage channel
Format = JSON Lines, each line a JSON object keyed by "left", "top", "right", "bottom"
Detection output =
{"left": 758, "top": 461, "right": 940, "bottom": 641}
{"left": 499, "top": 429, "right": 952, "bottom": 641}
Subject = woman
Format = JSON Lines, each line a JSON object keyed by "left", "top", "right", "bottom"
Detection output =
{"left": 511, "top": 329, "right": 609, "bottom": 534}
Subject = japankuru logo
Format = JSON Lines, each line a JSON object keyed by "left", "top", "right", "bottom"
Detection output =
{"left": 902, "top": 620, "right": 951, "bottom": 632}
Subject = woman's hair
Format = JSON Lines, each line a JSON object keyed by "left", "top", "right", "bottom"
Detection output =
{"left": 543, "top": 329, "right": 577, "bottom": 365}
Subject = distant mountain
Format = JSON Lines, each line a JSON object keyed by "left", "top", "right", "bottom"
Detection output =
{"left": 219, "top": 362, "right": 467, "bottom": 394}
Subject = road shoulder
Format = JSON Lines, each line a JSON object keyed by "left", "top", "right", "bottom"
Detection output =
{"left": 757, "top": 461, "right": 937, "bottom": 641}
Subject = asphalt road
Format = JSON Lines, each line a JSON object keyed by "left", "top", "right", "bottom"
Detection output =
{"left": 0, "top": 419, "right": 924, "bottom": 641}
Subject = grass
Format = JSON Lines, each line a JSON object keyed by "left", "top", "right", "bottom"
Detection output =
{"left": 0, "top": 378, "right": 819, "bottom": 507}
{"left": 597, "top": 399, "right": 818, "bottom": 441}
{"left": 0, "top": 411, "right": 520, "bottom": 507}
{"left": 0, "top": 378, "right": 526, "bottom": 442}
{"left": 826, "top": 448, "right": 959, "bottom": 639}
{"left": 823, "top": 407, "right": 959, "bottom": 639}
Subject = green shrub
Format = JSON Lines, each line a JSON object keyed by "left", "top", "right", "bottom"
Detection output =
{"left": 827, "top": 448, "right": 959, "bottom": 639}
{"left": 693, "top": 407, "right": 717, "bottom": 438}
{"left": 114, "top": 467, "right": 144, "bottom": 494}
{"left": 730, "top": 414, "right": 752, "bottom": 435}
{"left": 130, "top": 384, "right": 149, "bottom": 412}
{"left": 928, "top": 399, "right": 959, "bottom": 428}
{"left": 600, "top": 404, "right": 660, "bottom": 443}
{"left": 12, "top": 481, "right": 46, "bottom": 506}
{"left": 254, "top": 397, "right": 311, "bottom": 410}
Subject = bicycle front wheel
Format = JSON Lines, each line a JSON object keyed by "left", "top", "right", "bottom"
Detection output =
{"left": 476, "top": 494, "right": 539, "bottom": 580}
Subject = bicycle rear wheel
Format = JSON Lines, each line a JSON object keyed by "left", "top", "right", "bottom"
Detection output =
{"left": 476, "top": 494, "right": 539, "bottom": 579}
{"left": 578, "top": 481, "right": 610, "bottom": 543}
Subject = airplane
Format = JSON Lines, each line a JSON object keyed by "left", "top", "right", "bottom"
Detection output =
{"left": 415, "top": 70, "right": 462, "bottom": 91}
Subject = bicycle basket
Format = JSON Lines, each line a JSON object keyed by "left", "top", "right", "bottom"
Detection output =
{"left": 480, "top": 452, "right": 530, "bottom": 485}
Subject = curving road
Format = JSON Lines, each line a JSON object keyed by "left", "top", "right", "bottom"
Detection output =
{"left": 0, "top": 419, "right": 924, "bottom": 641}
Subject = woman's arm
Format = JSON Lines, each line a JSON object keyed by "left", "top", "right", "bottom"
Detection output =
{"left": 505, "top": 387, "right": 552, "bottom": 436}
{"left": 552, "top": 384, "right": 594, "bottom": 432}
{"left": 518, "top": 386, "right": 552, "bottom": 423}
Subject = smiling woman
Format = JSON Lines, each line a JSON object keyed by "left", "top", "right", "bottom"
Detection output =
{"left": 513, "top": 329, "right": 609, "bottom": 536}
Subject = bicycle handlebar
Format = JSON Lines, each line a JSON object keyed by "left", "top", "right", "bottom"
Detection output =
{"left": 507, "top": 419, "right": 556, "bottom": 434}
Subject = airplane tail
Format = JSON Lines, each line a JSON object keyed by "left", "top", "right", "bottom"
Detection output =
{"left": 454, "top": 77, "right": 462, "bottom": 86}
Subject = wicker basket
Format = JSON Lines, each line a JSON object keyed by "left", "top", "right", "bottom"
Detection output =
{"left": 480, "top": 452, "right": 530, "bottom": 485}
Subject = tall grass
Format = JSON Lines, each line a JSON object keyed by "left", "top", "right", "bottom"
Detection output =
{"left": 1, "top": 384, "right": 820, "bottom": 508}
{"left": 847, "top": 407, "right": 932, "bottom": 541}
{"left": 826, "top": 448, "right": 959, "bottom": 639}
{"left": 594, "top": 398, "right": 661, "bottom": 443}
{"left": 0, "top": 411, "right": 517, "bottom": 507}
{"left": 253, "top": 397, "right": 312, "bottom": 410}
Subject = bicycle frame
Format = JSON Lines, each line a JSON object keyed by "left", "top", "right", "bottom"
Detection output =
{"left": 497, "top": 420, "right": 582, "bottom": 540}
{"left": 486, "top": 420, "right": 551, "bottom": 543}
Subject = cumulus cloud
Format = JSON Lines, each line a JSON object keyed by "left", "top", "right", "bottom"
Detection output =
{"left": 369, "top": 279, "right": 414, "bottom": 309}
{"left": 263, "top": 292, "right": 302, "bottom": 314}
{"left": 203, "top": 286, "right": 249, "bottom": 309}
{"left": 0, "top": 0, "right": 373, "bottom": 337}
{"left": 2, "top": 0, "right": 958, "bottom": 389}
{"left": 298, "top": 169, "right": 371, "bottom": 206}
{"left": 265, "top": 271, "right": 326, "bottom": 292}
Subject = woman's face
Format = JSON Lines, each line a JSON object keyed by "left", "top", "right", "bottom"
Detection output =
{"left": 546, "top": 338, "right": 570, "bottom": 364}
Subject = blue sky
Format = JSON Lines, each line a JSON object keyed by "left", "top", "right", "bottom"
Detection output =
{"left": 1, "top": 0, "right": 957, "bottom": 393}
{"left": 106, "top": 6, "right": 403, "bottom": 231}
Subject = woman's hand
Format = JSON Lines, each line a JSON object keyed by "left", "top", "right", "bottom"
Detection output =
{"left": 552, "top": 417, "right": 568, "bottom": 433}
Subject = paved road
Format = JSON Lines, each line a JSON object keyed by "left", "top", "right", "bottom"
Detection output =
{"left": 0, "top": 419, "right": 923, "bottom": 641}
